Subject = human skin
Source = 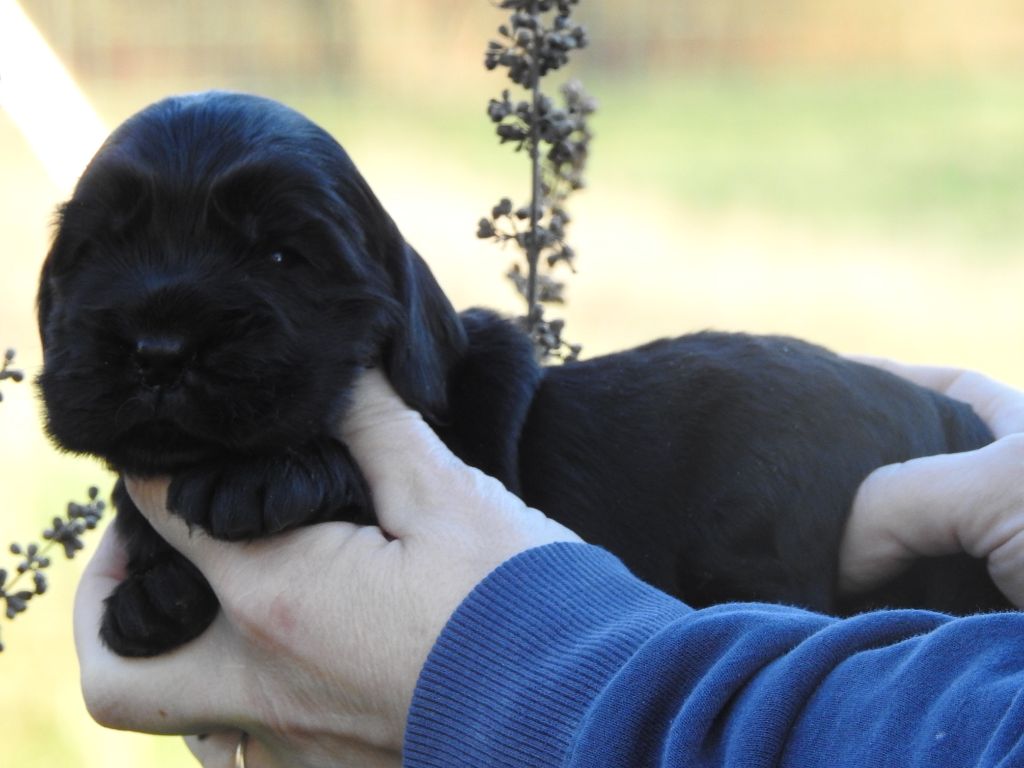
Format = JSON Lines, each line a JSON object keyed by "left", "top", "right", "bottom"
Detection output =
{"left": 840, "top": 358, "right": 1024, "bottom": 604}
{"left": 74, "top": 364, "right": 1024, "bottom": 767}
{"left": 75, "top": 369, "right": 579, "bottom": 767}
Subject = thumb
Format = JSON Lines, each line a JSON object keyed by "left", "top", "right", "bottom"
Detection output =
{"left": 840, "top": 437, "right": 1024, "bottom": 597}
{"left": 338, "top": 368, "right": 475, "bottom": 537}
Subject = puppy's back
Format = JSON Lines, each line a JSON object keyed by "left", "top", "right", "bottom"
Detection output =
{"left": 514, "top": 331, "right": 1000, "bottom": 613}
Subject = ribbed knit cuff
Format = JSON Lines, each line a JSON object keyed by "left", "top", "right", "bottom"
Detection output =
{"left": 403, "top": 542, "right": 690, "bottom": 767}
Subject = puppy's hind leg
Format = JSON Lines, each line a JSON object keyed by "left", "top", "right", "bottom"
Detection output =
{"left": 101, "top": 479, "right": 219, "bottom": 657}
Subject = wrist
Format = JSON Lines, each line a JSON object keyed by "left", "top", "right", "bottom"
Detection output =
{"left": 404, "top": 542, "right": 689, "bottom": 765}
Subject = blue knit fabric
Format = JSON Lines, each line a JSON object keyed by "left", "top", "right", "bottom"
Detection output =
{"left": 404, "top": 543, "right": 1024, "bottom": 767}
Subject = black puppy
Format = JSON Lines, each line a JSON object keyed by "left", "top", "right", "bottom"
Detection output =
{"left": 37, "top": 92, "right": 1006, "bottom": 657}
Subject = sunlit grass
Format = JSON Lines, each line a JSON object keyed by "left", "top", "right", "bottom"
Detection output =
{"left": 88, "top": 71, "right": 1024, "bottom": 258}
{"left": 572, "top": 72, "right": 1024, "bottom": 252}
{"left": 262, "top": 71, "right": 1024, "bottom": 253}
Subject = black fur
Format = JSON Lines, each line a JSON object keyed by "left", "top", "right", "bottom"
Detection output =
{"left": 37, "top": 92, "right": 1007, "bottom": 657}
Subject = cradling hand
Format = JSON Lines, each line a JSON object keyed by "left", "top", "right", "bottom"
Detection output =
{"left": 841, "top": 359, "right": 1024, "bottom": 607}
{"left": 74, "top": 369, "right": 580, "bottom": 767}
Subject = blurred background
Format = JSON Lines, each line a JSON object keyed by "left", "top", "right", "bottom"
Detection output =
{"left": 2, "top": 1, "right": 1023, "bottom": 764}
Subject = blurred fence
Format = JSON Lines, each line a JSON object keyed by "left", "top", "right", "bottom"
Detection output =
{"left": 18, "top": 0, "right": 1024, "bottom": 88}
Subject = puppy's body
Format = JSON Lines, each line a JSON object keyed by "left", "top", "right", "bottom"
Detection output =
{"left": 447, "top": 311, "right": 999, "bottom": 613}
{"left": 37, "top": 92, "right": 1006, "bottom": 657}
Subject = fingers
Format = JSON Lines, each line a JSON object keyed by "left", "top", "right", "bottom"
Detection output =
{"left": 849, "top": 355, "right": 1024, "bottom": 438}
{"left": 74, "top": 526, "right": 249, "bottom": 733}
{"left": 73, "top": 524, "right": 127, "bottom": 663}
{"left": 840, "top": 454, "right": 964, "bottom": 594}
{"left": 942, "top": 372, "right": 1024, "bottom": 439}
{"left": 340, "top": 369, "right": 582, "bottom": 551}
{"left": 847, "top": 355, "right": 965, "bottom": 394}
{"left": 840, "top": 437, "right": 1024, "bottom": 595}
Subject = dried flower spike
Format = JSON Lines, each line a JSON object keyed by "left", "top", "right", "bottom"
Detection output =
{"left": 0, "top": 479, "right": 107, "bottom": 650}
{"left": 480, "top": 0, "right": 593, "bottom": 362}
{"left": 0, "top": 345, "right": 107, "bottom": 651}
{"left": 0, "top": 347, "right": 25, "bottom": 403}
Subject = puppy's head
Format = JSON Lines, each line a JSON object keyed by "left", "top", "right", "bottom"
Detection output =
{"left": 37, "top": 91, "right": 466, "bottom": 473}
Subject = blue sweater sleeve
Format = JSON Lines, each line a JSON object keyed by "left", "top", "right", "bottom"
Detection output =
{"left": 404, "top": 543, "right": 1024, "bottom": 767}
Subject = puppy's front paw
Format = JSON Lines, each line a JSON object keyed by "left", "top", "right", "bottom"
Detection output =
{"left": 168, "top": 437, "right": 372, "bottom": 540}
{"left": 101, "top": 553, "right": 219, "bottom": 657}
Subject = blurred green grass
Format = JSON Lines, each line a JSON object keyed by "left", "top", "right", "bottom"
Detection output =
{"left": 313, "top": 72, "right": 1024, "bottom": 253}
{"left": 593, "top": 73, "right": 1024, "bottom": 251}
{"left": 3, "top": 67, "right": 1024, "bottom": 766}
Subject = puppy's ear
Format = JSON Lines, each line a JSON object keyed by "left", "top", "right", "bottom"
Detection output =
{"left": 36, "top": 247, "right": 59, "bottom": 353}
{"left": 37, "top": 169, "right": 152, "bottom": 352}
{"left": 320, "top": 136, "right": 467, "bottom": 421}
{"left": 381, "top": 235, "right": 467, "bottom": 423}
{"left": 37, "top": 203, "right": 80, "bottom": 352}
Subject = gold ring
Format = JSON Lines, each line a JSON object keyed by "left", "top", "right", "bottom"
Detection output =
{"left": 234, "top": 732, "right": 249, "bottom": 768}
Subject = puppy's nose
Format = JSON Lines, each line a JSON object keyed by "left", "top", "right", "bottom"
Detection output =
{"left": 134, "top": 334, "right": 189, "bottom": 388}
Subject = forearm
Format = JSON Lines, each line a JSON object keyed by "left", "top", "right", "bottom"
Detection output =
{"left": 405, "top": 544, "right": 689, "bottom": 765}
{"left": 406, "top": 543, "right": 1024, "bottom": 767}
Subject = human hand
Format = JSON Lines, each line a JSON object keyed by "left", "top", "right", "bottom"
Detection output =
{"left": 840, "top": 359, "right": 1024, "bottom": 606}
{"left": 847, "top": 357, "right": 1024, "bottom": 440}
{"left": 74, "top": 369, "right": 580, "bottom": 768}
